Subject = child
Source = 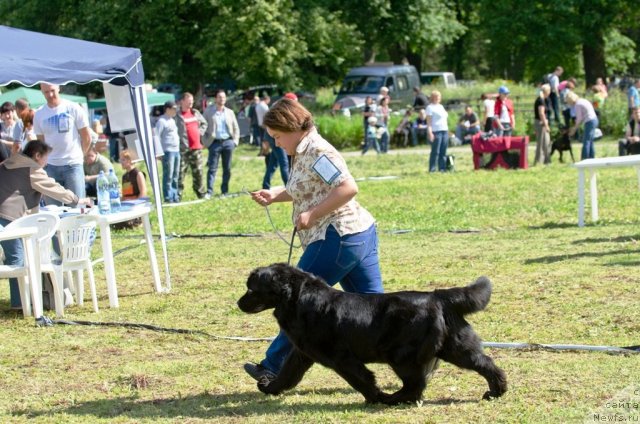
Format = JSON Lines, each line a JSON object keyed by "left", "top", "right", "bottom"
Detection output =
{"left": 362, "top": 116, "right": 380, "bottom": 155}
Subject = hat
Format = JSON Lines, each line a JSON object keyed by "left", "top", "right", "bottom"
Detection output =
{"left": 367, "top": 116, "right": 378, "bottom": 125}
{"left": 498, "top": 86, "right": 510, "bottom": 95}
{"left": 164, "top": 100, "right": 177, "bottom": 109}
{"left": 283, "top": 92, "right": 298, "bottom": 101}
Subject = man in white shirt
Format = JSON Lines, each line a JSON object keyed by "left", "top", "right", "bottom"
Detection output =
{"left": 548, "top": 66, "right": 563, "bottom": 124}
{"left": 255, "top": 95, "right": 270, "bottom": 138}
{"left": 34, "top": 83, "right": 91, "bottom": 203}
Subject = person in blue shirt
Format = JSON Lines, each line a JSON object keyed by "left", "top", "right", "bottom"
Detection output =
{"left": 627, "top": 80, "right": 640, "bottom": 119}
{"left": 155, "top": 101, "right": 181, "bottom": 203}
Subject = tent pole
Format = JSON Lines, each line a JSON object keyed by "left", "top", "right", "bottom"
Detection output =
{"left": 130, "top": 85, "right": 171, "bottom": 291}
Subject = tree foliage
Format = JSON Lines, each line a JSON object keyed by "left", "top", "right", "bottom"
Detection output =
{"left": 1, "top": 0, "right": 639, "bottom": 92}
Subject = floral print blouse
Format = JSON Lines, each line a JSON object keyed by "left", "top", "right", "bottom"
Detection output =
{"left": 287, "top": 128, "right": 375, "bottom": 248}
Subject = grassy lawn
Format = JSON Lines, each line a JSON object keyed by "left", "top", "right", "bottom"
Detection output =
{"left": 1, "top": 140, "right": 639, "bottom": 423}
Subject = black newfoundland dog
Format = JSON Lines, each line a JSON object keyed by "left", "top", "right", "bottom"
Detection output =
{"left": 238, "top": 263, "right": 507, "bottom": 405}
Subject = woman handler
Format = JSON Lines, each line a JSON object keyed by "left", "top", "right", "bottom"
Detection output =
{"left": 244, "top": 98, "right": 385, "bottom": 382}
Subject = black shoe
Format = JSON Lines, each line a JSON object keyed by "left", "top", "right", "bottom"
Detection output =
{"left": 243, "top": 362, "right": 276, "bottom": 383}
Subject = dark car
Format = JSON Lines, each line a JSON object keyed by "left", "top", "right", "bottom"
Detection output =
{"left": 334, "top": 64, "right": 420, "bottom": 111}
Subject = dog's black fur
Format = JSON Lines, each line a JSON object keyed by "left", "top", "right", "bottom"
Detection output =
{"left": 550, "top": 128, "right": 575, "bottom": 163}
{"left": 238, "top": 263, "right": 507, "bottom": 405}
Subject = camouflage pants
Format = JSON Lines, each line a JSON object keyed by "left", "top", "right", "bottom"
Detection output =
{"left": 178, "top": 149, "right": 206, "bottom": 198}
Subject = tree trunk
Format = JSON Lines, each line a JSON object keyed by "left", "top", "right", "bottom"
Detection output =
{"left": 387, "top": 42, "right": 406, "bottom": 65}
{"left": 582, "top": 32, "right": 606, "bottom": 87}
{"left": 405, "top": 50, "right": 422, "bottom": 73}
{"left": 363, "top": 46, "right": 376, "bottom": 64}
{"left": 443, "top": 0, "right": 467, "bottom": 78}
{"left": 444, "top": 36, "right": 467, "bottom": 79}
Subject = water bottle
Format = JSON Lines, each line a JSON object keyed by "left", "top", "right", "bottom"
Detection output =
{"left": 108, "top": 169, "right": 121, "bottom": 213}
{"left": 96, "top": 171, "right": 111, "bottom": 215}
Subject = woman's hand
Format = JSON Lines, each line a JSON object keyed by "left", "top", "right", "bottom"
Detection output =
{"left": 295, "top": 210, "right": 316, "bottom": 230}
{"left": 251, "top": 189, "right": 274, "bottom": 207}
{"left": 77, "top": 198, "right": 93, "bottom": 207}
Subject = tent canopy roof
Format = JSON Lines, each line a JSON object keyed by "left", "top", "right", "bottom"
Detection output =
{"left": 0, "top": 87, "right": 87, "bottom": 109}
{"left": 0, "top": 25, "right": 144, "bottom": 87}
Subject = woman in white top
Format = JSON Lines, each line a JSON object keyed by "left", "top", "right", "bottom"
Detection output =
{"left": 426, "top": 90, "right": 449, "bottom": 172}
{"left": 566, "top": 91, "right": 598, "bottom": 159}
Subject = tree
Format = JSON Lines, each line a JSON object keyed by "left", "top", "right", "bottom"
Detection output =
{"left": 322, "top": 0, "right": 465, "bottom": 72}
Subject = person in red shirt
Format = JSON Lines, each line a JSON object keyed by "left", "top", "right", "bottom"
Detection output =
{"left": 494, "top": 86, "right": 515, "bottom": 136}
{"left": 175, "top": 92, "right": 208, "bottom": 200}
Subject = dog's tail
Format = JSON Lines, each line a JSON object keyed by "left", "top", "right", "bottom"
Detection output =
{"left": 435, "top": 276, "right": 492, "bottom": 315}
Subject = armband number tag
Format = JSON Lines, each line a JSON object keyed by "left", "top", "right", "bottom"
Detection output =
{"left": 312, "top": 154, "right": 341, "bottom": 184}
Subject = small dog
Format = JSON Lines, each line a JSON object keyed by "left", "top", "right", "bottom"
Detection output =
{"left": 238, "top": 263, "right": 507, "bottom": 405}
{"left": 550, "top": 128, "right": 575, "bottom": 163}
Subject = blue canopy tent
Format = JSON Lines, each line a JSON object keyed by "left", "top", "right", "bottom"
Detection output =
{"left": 0, "top": 25, "right": 171, "bottom": 293}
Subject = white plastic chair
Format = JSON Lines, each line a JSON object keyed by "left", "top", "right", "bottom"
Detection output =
{"left": 3, "top": 213, "right": 60, "bottom": 317}
{"left": 53, "top": 215, "right": 99, "bottom": 313}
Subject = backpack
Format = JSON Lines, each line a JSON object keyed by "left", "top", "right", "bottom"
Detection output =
{"left": 543, "top": 73, "right": 553, "bottom": 84}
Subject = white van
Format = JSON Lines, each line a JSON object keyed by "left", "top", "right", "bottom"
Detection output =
{"left": 420, "top": 72, "right": 457, "bottom": 88}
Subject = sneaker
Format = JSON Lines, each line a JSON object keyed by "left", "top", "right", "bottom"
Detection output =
{"left": 204, "top": 193, "right": 212, "bottom": 200}
{"left": 243, "top": 362, "right": 276, "bottom": 383}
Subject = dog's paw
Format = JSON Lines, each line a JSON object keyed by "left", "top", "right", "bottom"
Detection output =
{"left": 482, "top": 390, "right": 503, "bottom": 400}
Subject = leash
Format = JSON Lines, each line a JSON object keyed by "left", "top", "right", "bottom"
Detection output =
{"left": 241, "top": 187, "right": 301, "bottom": 250}
{"left": 288, "top": 227, "right": 297, "bottom": 265}
{"left": 36, "top": 317, "right": 640, "bottom": 354}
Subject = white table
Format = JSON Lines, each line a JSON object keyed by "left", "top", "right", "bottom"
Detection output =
{"left": 0, "top": 226, "right": 41, "bottom": 318}
{"left": 574, "top": 155, "right": 640, "bottom": 227}
{"left": 92, "top": 205, "right": 162, "bottom": 307}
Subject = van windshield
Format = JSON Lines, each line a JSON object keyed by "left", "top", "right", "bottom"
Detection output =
{"left": 339, "top": 75, "right": 384, "bottom": 94}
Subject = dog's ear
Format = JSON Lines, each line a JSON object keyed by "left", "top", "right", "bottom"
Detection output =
{"left": 261, "top": 263, "right": 293, "bottom": 300}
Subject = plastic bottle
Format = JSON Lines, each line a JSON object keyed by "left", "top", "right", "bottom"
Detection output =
{"left": 108, "top": 169, "right": 121, "bottom": 213}
{"left": 96, "top": 171, "right": 111, "bottom": 215}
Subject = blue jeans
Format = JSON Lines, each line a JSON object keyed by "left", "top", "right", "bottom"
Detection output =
{"left": 581, "top": 118, "right": 598, "bottom": 160}
{"left": 379, "top": 127, "right": 389, "bottom": 153}
{"left": 44, "top": 163, "right": 85, "bottom": 204}
{"left": 495, "top": 123, "right": 512, "bottom": 137}
{"left": 207, "top": 139, "right": 235, "bottom": 195}
{"left": 252, "top": 125, "right": 262, "bottom": 146}
{"left": 411, "top": 127, "right": 428, "bottom": 146}
{"left": 429, "top": 130, "right": 449, "bottom": 172}
{"left": 0, "top": 217, "right": 23, "bottom": 308}
{"left": 362, "top": 135, "right": 380, "bottom": 155}
{"left": 260, "top": 224, "right": 384, "bottom": 374}
{"left": 262, "top": 134, "right": 289, "bottom": 189}
{"left": 162, "top": 151, "right": 181, "bottom": 202}
{"left": 109, "top": 136, "right": 120, "bottom": 162}
{"left": 455, "top": 125, "right": 480, "bottom": 144}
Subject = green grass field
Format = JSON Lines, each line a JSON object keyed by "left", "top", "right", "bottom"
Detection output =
{"left": 1, "top": 140, "right": 639, "bottom": 423}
